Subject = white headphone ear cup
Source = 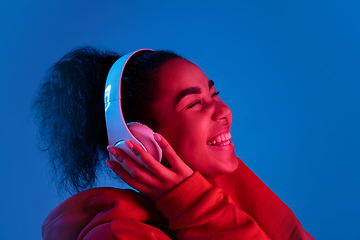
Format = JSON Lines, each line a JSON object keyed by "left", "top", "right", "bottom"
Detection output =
{"left": 127, "top": 122, "right": 162, "bottom": 162}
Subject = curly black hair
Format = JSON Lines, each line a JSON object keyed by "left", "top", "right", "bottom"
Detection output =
{"left": 32, "top": 46, "right": 181, "bottom": 193}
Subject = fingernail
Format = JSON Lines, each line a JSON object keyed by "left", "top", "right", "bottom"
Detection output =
{"left": 106, "top": 160, "right": 114, "bottom": 170}
{"left": 107, "top": 146, "right": 117, "bottom": 156}
{"left": 125, "top": 140, "right": 133, "bottom": 149}
{"left": 153, "top": 133, "right": 161, "bottom": 142}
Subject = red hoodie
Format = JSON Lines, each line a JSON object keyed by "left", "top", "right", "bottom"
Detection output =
{"left": 42, "top": 159, "right": 314, "bottom": 239}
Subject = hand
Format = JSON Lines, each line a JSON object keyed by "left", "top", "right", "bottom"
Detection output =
{"left": 106, "top": 133, "right": 194, "bottom": 202}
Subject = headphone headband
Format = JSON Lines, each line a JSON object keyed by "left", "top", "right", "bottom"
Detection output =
{"left": 104, "top": 49, "right": 162, "bottom": 164}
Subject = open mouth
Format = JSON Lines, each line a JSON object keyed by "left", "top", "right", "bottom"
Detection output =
{"left": 207, "top": 132, "right": 231, "bottom": 146}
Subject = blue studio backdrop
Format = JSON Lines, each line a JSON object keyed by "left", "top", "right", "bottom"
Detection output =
{"left": 0, "top": 0, "right": 359, "bottom": 239}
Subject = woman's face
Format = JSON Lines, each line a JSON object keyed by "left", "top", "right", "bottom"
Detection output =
{"left": 153, "top": 58, "right": 239, "bottom": 180}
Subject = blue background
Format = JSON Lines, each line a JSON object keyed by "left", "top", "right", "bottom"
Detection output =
{"left": 1, "top": 0, "right": 359, "bottom": 239}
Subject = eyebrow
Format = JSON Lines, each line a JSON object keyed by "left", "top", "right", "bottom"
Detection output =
{"left": 175, "top": 80, "right": 215, "bottom": 106}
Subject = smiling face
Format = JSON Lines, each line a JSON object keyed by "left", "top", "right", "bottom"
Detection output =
{"left": 152, "top": 58, "right": 239, "bottom": 180}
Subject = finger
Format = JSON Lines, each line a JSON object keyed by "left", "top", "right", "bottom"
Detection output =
{"left": 108, "top": 145, "right": 161, "bottom": 187}
{"left": 107, "top": 159, "right": 155, "bottom": 197}
{"left": 153, "top": 133, "right": 193, "bottom": 176}
{"left": 126, "top": 140, "right": 170, "bottom": 178}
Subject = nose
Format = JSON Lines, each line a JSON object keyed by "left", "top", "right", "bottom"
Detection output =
{"left": 212, "top": 100, "right": 232, "bottom": 123}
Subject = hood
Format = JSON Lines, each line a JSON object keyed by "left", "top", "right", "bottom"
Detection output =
{"left": 42, "top": 187, "right": 167, "bottom": 240}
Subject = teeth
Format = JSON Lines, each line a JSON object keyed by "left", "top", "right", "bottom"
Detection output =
{"left": 221, "top": 135, "right": 225, "bottom": 141}
{"left": 207, "top": 132, "right": 231, "bottom": 146}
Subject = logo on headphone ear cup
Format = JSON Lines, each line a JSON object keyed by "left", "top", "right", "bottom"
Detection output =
{"left": 127, "top": 122, "right": 162, "bottom": 162}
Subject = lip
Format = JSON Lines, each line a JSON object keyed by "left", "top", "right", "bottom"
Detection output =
{"left": 207, "top": 126, "right": 233, "bottom": 150}
{"left": 207, "top": 126, "right": 231, "bottom": 142}
{"left": 207, "top": 140, "right": 235, "bottom": 150}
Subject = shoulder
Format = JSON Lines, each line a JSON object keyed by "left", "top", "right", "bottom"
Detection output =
{"left": 44, "top": 187, "right": 154, "bottom": 220}
{"left": 42, "top": 187, "right": 168, "bottom": 240}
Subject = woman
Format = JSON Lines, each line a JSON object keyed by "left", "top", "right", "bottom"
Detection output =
{"left": 34, "top": 46, "right": 313, "bottom": 239}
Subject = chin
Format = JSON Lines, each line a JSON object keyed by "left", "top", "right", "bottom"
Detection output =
{"left": 226, "top": 156, "right": 240, "bottom": 172}
{"left": 204, "top": 156, "right": 239, "bottom": 180}
{"left": 221, "top": 153, "right": 239, "bottom": 174}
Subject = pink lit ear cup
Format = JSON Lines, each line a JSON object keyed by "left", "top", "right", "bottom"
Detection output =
{"left": 114, "top": 122, "right": 162, "bottom": 166}
{"left": 127, "top": 122, "right": 162, "bottom": 162}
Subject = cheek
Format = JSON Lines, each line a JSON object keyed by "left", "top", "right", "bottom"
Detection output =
{"left": 173, "top": 124, "right": 210, "bottom": 167}
{"left": 158, "top": 118, "right": 207, "bottom": 158}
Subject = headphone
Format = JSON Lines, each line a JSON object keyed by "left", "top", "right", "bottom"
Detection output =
{"left": 104, "top": 49, "right": 162, "bottom": 166}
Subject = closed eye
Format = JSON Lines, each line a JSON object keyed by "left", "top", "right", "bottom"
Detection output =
{"left": 187, "top": 101, "right": 201, "bottom": 109}
{"left": 187, "top": 91, "right": 220, "bottom": 109}
{"left": 212, "top": 91, "right": 220, "bottom": 97}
